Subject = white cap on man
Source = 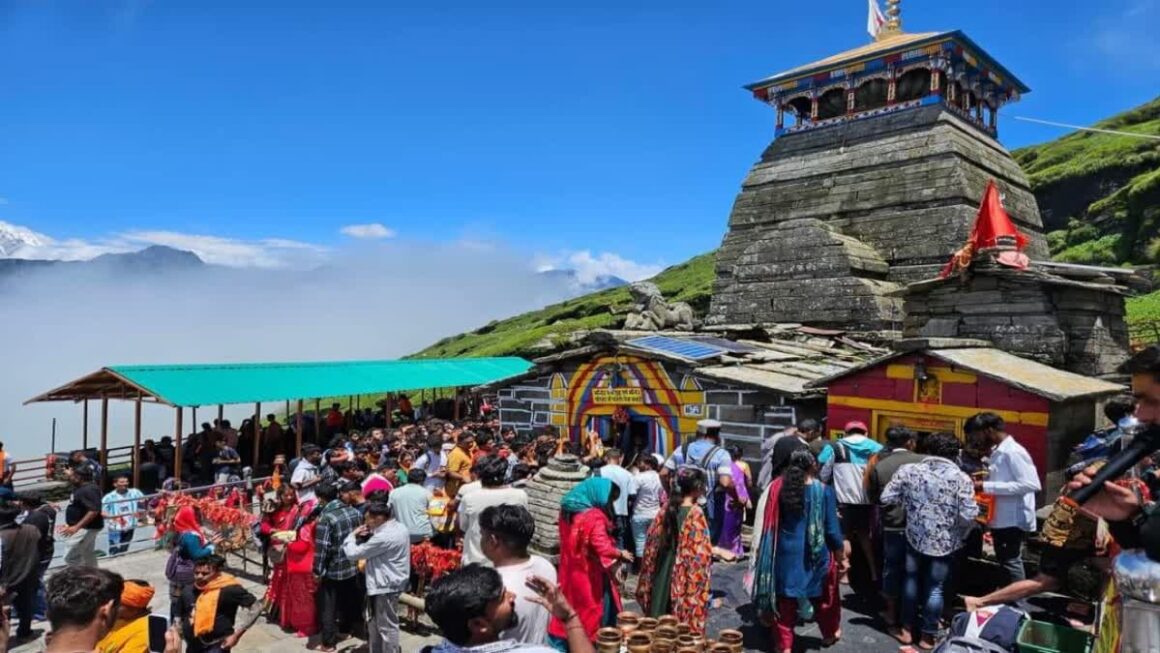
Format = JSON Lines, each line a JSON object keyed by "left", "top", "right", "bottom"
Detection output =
{"left": 697, "top": 419, "right": 722, "bottom": 438}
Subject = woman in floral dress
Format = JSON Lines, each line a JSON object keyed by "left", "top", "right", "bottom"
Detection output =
{"left": 636, "top": 467, "right": 713, "bottom": 635}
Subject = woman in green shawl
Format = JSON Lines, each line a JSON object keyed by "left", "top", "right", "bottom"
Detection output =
{"left": 547, "top": 477, "right": 634, "bottom": 646}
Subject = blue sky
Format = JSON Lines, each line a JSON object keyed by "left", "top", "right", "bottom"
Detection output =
{"left": 0, "top": 0, "right": 1156, "bottom": 278}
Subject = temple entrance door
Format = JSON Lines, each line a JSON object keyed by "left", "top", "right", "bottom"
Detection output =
{"left": 871, "top": 410, "right": 962, "bottom": 443}
{"left": 624, "top": 418, "right": 652, "bottom": 466}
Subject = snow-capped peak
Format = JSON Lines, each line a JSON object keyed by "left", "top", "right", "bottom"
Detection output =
{"left": 0, "top": 221, "right": 52, "bottom": 257}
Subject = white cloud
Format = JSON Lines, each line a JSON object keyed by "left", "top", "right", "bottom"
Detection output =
{"left": 339, "top": 223, "right": 396, "bottom": 240}
{"left": 535, "top": 250, "right": 664, "bottom": 285}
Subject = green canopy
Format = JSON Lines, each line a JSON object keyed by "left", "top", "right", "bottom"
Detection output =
{"left": 26, "top": 357, "right": 533, "bottom": 407}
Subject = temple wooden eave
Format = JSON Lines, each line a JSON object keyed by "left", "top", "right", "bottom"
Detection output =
{"left": 744, "top": 29, "right": 1030, "bottom": 95}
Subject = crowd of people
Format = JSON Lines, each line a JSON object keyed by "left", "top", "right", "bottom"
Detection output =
{"left": 5, "top": 342, "right": 1160, "bottom": 653}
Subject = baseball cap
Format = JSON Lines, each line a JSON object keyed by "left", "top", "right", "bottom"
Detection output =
{"left": 844, "top": 421, "right": 868, "bottom": 434}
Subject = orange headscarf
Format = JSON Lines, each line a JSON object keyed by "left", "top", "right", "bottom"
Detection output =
{"left": 173, "top": 506, "right": 206, "bottom": 545}
{"left": 121, "top": 580, "right": 156, "bottom": 610}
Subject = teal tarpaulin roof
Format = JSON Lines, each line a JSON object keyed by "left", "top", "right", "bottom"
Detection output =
{"left": 26, "top": 357, "right": 533, "bottom": 407}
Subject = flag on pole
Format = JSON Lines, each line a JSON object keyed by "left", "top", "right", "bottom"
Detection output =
{"left": 867, "top": 0, "right": 886, "bottom": 39}
{"left": 939, "top": 179, "right": 1030, "bottom": 278}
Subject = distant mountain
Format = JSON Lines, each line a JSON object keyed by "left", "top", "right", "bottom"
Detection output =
{"left": 0, "top": 244, "right": 205, "bottom": 283}
{"left": 537, "top": 268, "right": 628, "bottom": 295}
{"left": 0, "top": 222, "right": 50, "bottom": 257}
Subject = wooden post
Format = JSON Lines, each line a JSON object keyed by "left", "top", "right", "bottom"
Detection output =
{"left": 217, "top": 404, "right": 224, "bottom": 425}
{"left": 453, "top": 388, "right": 461, "bottom": 421}
{"left": 385, "top": 394, "right": 394, "bottom": 429}
{"left": 253, "top": 402, "right": 262, "bottom": 469}
{"left": 192, "top": 406, "right": 198, "bottom": 436}
{"left": 82, "top": 399, "right": 89, "bottom": 450}
{"left": 314, "top": 399, "right": 321, "bottom": 442}
{"left": 133, "top": 394, "right": 142, "bottom": 488}
{"left": 295, "top": 400, "right": 304, "bottom": 456}
{"left": 174, "top": 407, "right": 184, "bottom": 483}
{"left": 99, "top": 396, "right": 109, "bottom": 477}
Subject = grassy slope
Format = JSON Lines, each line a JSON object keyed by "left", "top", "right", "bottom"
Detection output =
{"left": 411, "top": 252, "right": 717, "bottom": 359}
{"left": 1014, "top": 96, "right": 1160, "bottom": 265}
{"left": 413, "top": 98, "right": 1160, "bottom": 359}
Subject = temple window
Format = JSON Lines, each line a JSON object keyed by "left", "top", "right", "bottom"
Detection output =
{"left": 895, "top": 67, "right": 932, "bottom": 103}
{"left": 816, "top": 87, "right": 847, "bottom": 120}
{"left": 786, "top": 96, "right": 812, "bottom": 125}
{"left": 854, "top": 78, "right": 889, "bottom": 112}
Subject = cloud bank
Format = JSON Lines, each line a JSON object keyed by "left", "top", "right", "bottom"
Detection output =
{"left": 1, "top": 239, "right": 577, "bottom": 460}
{"left": 340, "top": 223, "right": 395, "bottom": 240}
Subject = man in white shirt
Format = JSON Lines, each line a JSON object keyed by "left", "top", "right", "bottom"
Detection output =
{"left": 967, "top": 412, "right": 1041, "bottom": 584}
{"left": 413, "top": 433, "right": 448, "bottom": 492}
{"left": 598, "top": 449, "right": 636, "bottom": 553}
{"left": 458, "top": 455, "right": 528, "bottom": 566}
{"left": 291, "top": 446, "right": 323, "bottom": 503}
{"left": 481, "top": 504, "right": 557, "bottom": 645}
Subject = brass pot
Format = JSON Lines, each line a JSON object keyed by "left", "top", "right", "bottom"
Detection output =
{"left": 596, "top": 626, "right": 623, "bottom": 645}
{"left": 658, "top": 615, "right": 678, "bottom": 628}
{"left": 676, "top": 624, "right": 692, "bottom": 636}
{"left": 637, "top": 617, "right": 659, "bottom": 632}
{"left": 676, "top": 634, "right": 696, "bottom": 648}
{"left": 627, "top": 632, "right": 653, "bottom": 653}
{"left": 656, "top": 625, "right": 679, "bottom": 641}
{"left": 717, "top": 628, "right": 743, "bottom": 653}
{"left": 618, "top": 610, "right": 642, "bottom": 635}
{"left": 651, "top": 639, "right": 675, "bottom": 653}
{"left": 676, "top": 647, "right": 700, "bottom": 653}
{"left": 709, "top": 645, "right": 734, "bottom": 653}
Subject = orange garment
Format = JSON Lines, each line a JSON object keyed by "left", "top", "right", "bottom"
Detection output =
{"left": 193, "top": 573, "right": 241, "bottom": 637}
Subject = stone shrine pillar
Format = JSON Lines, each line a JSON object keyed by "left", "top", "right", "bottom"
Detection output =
{"left": 525, "top": 454, "right": 590, "bottom": 561}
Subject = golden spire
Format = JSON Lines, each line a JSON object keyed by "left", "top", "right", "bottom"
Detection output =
{"left": 877, "top": 0, "right": 904, "bottom": 41}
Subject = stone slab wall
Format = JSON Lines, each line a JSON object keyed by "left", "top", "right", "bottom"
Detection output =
{"left": 710, "top": 105, "right": 1048, "bottom": 330}
{"left": 902, "top": 272, "right": 1130, "bottom": 376}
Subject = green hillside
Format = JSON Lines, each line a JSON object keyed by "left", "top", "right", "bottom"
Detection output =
{"left": 412, "top": 252, "right": 717, "bottom": 359}
{"left": 415, "top": 97, "right": 1160, "bottom": 359}
{"left": 1014, "top": 96, "right": 1160, "bottom": 265}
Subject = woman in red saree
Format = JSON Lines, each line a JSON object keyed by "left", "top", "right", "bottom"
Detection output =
{"left": 260, "top": 484, "right": 319, "bottom": 637}
{"left": 547, "top": 477, "right": 634, "bottom": 648}
{"left": 635, "top": 467, "right": 713, "bottom": 635}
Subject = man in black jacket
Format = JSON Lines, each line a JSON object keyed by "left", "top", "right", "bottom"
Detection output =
{"left": 17, "top": 491, "right": 55, "bottom": 621}
{"left": 0, "top": 499, "right": 42, "bottom": 641}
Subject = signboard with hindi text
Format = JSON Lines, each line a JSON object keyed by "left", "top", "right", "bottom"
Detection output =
{"left": 592, "top": 387, "right": 644, "bottom": 405}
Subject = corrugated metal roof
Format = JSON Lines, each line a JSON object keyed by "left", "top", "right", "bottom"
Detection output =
{"left": 27, "top": 357, "right": 534, "bottom": 407}
{"left": 928, "top": 348, "right": 1124, "bottom": 402}
{"left": 808, "top": 347, "right": 1124, "bottom": 402}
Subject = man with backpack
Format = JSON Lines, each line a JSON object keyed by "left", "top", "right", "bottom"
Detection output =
{"left": 820, "top": 421, "right": 883, "bottom": 591}
{"left": 661, "top": 419, "right": 734, "bottom": 544}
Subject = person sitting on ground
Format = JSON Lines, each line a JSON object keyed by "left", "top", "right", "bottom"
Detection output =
{"left": 96, "top": 579, "right": 155, "bottom": 653}
{"left": 44, "top": 566, "right": 124, "bottom": 653}
{"left": 481, "top": 504, "right": 557, "bottom": 646}
{"left": 425, "top": 564, "right": 593, "bottom": 653}
{"left": 180, "top": 555, "right": 260, "bottom": 653}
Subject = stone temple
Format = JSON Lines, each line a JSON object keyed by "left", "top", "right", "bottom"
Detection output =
{"left": 708, "top": 3, "right": 1050, "bottom": 333}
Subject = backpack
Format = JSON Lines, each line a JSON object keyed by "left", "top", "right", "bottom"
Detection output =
{"left": 948, "top": 606, "right": 1027, "bottom": 653}
{"left": 679, "top": 440, "right": 723, "bottom": 486}
{"left": 830, "top": 441, "right": 871, "bottom": 505}
{"left": 931, "top": 636, "right": 1010, "bottom": 653}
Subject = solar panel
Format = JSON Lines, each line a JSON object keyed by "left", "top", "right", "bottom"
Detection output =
{"left": 626, "top": 335, "right": 728, "bottom": 360}
{"left": 689, "top": 337, "right": 761, "bottom": 354}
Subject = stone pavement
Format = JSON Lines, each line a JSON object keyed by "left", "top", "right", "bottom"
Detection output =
{"left": 11, "top": 548, "right": 442, "bottom": 653}
{"left": 12, "top": 548, "right": 911, "bottom": 653}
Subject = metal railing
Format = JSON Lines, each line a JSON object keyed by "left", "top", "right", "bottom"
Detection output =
{"left": 9, "top": 444, "right": 137, "bottom": 490}
{"left": 45, "top": 475, "right": 274, "bottom": 576}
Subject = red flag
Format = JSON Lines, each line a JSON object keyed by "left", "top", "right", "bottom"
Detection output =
{"left": 939, "top": 180, "right": 1028, "bottom": 278}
